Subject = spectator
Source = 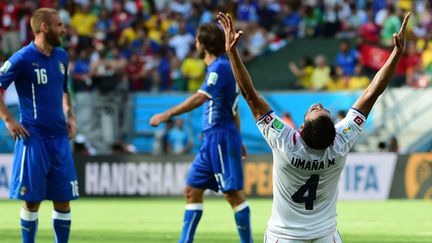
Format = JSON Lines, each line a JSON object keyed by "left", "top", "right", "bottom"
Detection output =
{"left": 337, "top": 3, "right": 366, "bottom": 39}
{"left": 348, "top": 65, "right": 370, "bottom": 90}
{"left": 125, "top": 52, "right": 148, "bottom": 91}
{"left": 168, "top": 20, "right": 194, "bottom": 61}
{"left": 170, "top": 0, "right": 192, "bottom": 18}
{"left": 326, "top": 66, "right": 346, "bottom": 91}
{"left": 72, "top": 48, "right": 92, "bottom": 92}
{"left": 70, "top": 4, "right": 97, "bottom": 50}
{"left": 388, "top": 136, "right": 399, "bottom": 153}
{"left": 0, "top": 0, "right": 22, "bottom": 56}
{"left": 420, "top": 41, "right": 432, "bottom": 87}
{"left": 380, "top": 4, "right": 401, "bottom": 46}
{"left": 166, "top": 118, "right": 193, "bottom": 154}
{"left": 236, "top": 0, "right": 259, "bottom": 25}
{"left": 288, "top": 56, "right": 314, "bottom": 90}
{"left": 405, "top": 41, "right": 423, "bottom": 87}
{"left": 334, "top": 40, "right": 359, "bottom": 76}
{"left": 298, "top": 4, "right": 321, "bottom": 38}
{"left": 89, "top": 47, "right": 127, "bottom": 94}
{"left": 359, "top": 7, "right": 380, "bottom": 42}
{"left": 280, "top": 4, "right": 301, "bottom": 39}
{"left": 111, "top": 140, "right": 136, "bottom": 155}
{"left": 311, "top": 55, "right": 331, "bottom": 91}
{"left": 181, "top": 49, "right": 206, "bottom": 92}
{"left": 243, "top": 21, "right": 268, "bottom": 61}
{"left": 153, "top": 118, "right": 175, "bottom": 155}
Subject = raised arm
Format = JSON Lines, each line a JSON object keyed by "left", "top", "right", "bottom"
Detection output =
{"left": 353, "top": 13, "right": 411, "bottom": 117}
{"left": 217, "top": 12, "right": 271, "bottom": 121}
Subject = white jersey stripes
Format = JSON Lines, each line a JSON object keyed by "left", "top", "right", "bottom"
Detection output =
{"left": 257, "top": 108, "right": 366, "bottom": 240}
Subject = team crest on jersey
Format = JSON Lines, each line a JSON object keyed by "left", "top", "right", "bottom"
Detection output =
{"left": 59, "top": 62, "right": 65, "bottom": 75}
{"left": 354, "top": 115, "right": 364, "bottom": 126}
{"left": 271, "top": 119, "right": 285, "bottom": 132}
{"left": 342, "top": 126, "right": 352, "bottom": 134}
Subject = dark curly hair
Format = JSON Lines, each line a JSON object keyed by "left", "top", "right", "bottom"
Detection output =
{"left": 301, "top": 115, "right": 336, "bottom": 150}
{"left": 197, "top": 23, "right": 225, "bottom": 57}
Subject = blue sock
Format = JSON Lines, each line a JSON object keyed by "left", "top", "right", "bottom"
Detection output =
{"left": 234, "top": 201, "right": 253, "bottom": 243}
{"left": 179, "top": 203, "right": 203, "bottom": 243}
{"left": 52, "top": 210, "right": 71, "bottom": 243}
{"left": 20, "top": 208, "right": 38, "bottom": 243}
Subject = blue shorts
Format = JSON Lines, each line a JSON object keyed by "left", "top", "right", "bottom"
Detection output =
{"left": 9, "top": 135, "right": 79, "bottom": 202}
{"left": 186, "top": 125, "right": 244, "bottom": 192}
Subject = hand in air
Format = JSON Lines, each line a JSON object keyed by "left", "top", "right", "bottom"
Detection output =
{"left": 217, "top": 12, "right": 243, "bottom": 52}
{"left": 393, "top": 12, "right": 411, "bottom": 52}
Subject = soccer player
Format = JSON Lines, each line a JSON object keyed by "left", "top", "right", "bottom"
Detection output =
{"left": 217, "top": 12, "right": 410, "bottom": 243}
{"left": 150, "top": 23, "right": 253, "bottom": 243}
{"left": 0, "top": 8, "right": 78, "bottom": 243}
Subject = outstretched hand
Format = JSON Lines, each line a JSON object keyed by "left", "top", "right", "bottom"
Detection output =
{"left": 150, "top": 112, "right": 170, "bottom": 127}
{"left": 393, "top": 12, "right": 411, "bottom": 52}
{"left": 217, "top": 12, "right": 243, "bottom": 52}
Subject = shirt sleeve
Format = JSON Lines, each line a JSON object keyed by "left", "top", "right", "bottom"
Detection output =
{"left": 0, "top": 53, "right": 23, "bottom": 90}
{"left": 256, "top": 111, "right": 295, "bottom": 151}
{"left": 334, "top": 108, "right": 366, "bottom": 153}
{"left": 197, "top": 65, "right": 223, "bottom": 99}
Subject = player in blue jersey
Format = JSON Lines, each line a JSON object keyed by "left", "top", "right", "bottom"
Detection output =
{"left": 150, "top": 23, "right": 253, "bottom": 243}
{"left": 0, "top": 8, "right": 78, "bottom": 243}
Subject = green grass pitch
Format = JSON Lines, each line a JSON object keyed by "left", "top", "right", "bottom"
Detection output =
{"left": 0, "top": 198, "right": 431, "bottom": 242}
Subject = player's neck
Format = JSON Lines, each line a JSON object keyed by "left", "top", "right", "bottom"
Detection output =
{"left": 204, "top": 53, "right": 217, "bottom": 65}
{"left": 34, "top": 38, "right": 54, "bottom": 56}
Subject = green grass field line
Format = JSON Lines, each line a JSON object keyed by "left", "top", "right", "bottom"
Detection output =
{"left": 0, "top": 199, "right": 431, "bottom": 242}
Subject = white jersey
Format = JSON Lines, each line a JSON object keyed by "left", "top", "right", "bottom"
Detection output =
{"left": 257, "top": 108, "right": 366, "bottom": 240}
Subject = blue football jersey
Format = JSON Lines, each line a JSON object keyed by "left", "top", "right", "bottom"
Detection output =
{"left": 198, "top": 55, "right": 239, "bottom": 132}
{"left": 0, "top": 42, "right": 69, "bottom": 137}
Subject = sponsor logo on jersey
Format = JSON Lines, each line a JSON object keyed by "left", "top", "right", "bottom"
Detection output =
{"left": 271, "top": 119, "right": 285, "bottom": 132}
{"left": 263, "top": 113, "right": 273, "bottom": 124}
{"left": 354, "top": 115, "right": 364, "bottom": 126}
{"left": 207, "top": 72, "right": 218, "bottom": 86}
{"left": 59, "top": 62, "right": 65, "bottom": 75}
{"left": 31, "top": 62, "right": 39, "bottom": 67}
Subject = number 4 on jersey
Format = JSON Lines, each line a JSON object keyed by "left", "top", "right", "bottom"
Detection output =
{"left": 291, "top": 174, "right": 319, "bottom": 210}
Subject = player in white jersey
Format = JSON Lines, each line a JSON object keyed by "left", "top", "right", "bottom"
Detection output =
{"left": 217, "top": 12, "right": 411, "bottom": 243}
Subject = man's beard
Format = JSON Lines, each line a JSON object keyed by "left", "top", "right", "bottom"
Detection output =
{"left": 46, "top": 29, "right": 62, "bottom": 47}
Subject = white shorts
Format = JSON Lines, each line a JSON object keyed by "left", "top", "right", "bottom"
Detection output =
{"left": 264, "top": 230, "right": 342, "bottom": 243}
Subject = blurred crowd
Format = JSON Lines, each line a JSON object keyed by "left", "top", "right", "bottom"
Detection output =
{"left": 287, "top": 0, "right": 432, "bottom": 91}
{"left": 1, "top": 0, "right": 431, "bottom": 155}
{"left": 1, "top": 0, "right": 431, "bottom": 95}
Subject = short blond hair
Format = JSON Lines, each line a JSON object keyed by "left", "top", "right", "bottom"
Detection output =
{"left": 30, "top": 8, "right": 59, "bottom": 34}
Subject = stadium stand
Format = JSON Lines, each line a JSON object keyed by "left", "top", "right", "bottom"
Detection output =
{"left": 0, "top": 0, "right": 431, "bottom": 154}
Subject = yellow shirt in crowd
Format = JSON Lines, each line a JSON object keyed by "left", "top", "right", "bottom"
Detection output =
{"left": 181, "top": 58, "right": 206, "bottom": 92}
{"left": 71, "top": 12, "right": 97, "bottom": 37}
